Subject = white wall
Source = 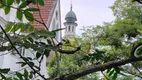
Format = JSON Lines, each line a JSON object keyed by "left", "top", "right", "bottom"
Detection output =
{"left": 49, "top": 0, "right": 62, "bottom": 42}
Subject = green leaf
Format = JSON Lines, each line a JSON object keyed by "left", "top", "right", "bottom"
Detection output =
{"left": 44, "top": 49, "right": 50, "bottom": 58}
{"left": 24, "top": 69, "right": 28, "bottom": 78}
{"left": 38, "top": 0, "right": 44, "bottom": 6}
{"left": 25, "top": 8, "right": 39, "bottom": 11}
{"left": 109, "top": 69, "right": 115, "bottom": 76}
{"left": 5, "top": 25, "right": 12, "bottom": 32}
{"left": 114, "top": 67, "right": 120, "bottom": 73}
{"left": 34, "top": 65, "right": 40, "bottom": 70}
{"left": 13, "top": 78, "right": 19, "bottom": 80}
{"left": 1, "top": 0, "right": 6, "bottom": 5}
{"left": 34, "top": 30, "right": 56, "bottom": 38}
{"left": 5, "top": 77, "right": 13, "bottom": 80}
{"left": 7, "top": 0, "right": 14, "bottom": 5}
{"left": 0, "top": 68, "right": 10, "bottom": 74}
{"left": 0, "top": 4, "right": 3, "bottom": 8}
{"left": 16, "top": 62, "right": 26, "bottom": 67}
{"left": 24, "top": 11, "right": 34, "bottom": 21}
{"left": 112, "top": 73, "right": 117, "bottom": 80}
{"left": 29, "top": 62, "right": 34, "bottom": 66}
{"left": 107, "top": 68, "right": 112, "bottom": 73}
{"left": 16, "top": 10, "right": 23, "bottom": 21}
{"left": 1, "top": 74, "right": 6, "bottom": 79}
{"left": 15, "top": 0, "right": 20, "bottom": 4}
{"left": 36, "top": 52, "right": 42, "bottom": 59}
{"left": 52, "top": 28, "right": 65, "bottom": 32}
{"left": 21, "top": 63, "right": 26, "bottom": 67}
{"left": 11, "top": 24, "right": 20, "bottom": 32}
{"left": 19, "top": 1, "right": 27, "bottom": 8}
{"left": 32, "top": 0, "right": 37, "bottom": 4}
{"left": 28, "top": 37, "right": 33, "bottom": 43}
{"left": 47, "top": 39, "right": 52, "bottom": 45}
{"left": 4, "top": 7, "right": 10, "bottom": 14}
{"left": 16, "top": 72, "right": 23, "bottom": 80}
{"left": 29, "top": 71, "right": 33, "bottom": 79}
{"left": 26, "top": 57, "right": 33, "bottom": 60}
{"left": 136, "top": 39, "right": 142, "bottom": 44}
{"left": 20, "top": 24, "right": 28, "bottom": 32}
{"left": 29, "top": 25, "right": 34, "bottom": 32}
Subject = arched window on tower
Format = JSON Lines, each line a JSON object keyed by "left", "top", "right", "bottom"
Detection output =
{"left": 68, "top": 26, "right": 71, "bottom": 32}
{"left": 65, "top": 26, "right": 67, "bottom": 32}
{"left": 72, "top": 26, "right": 74, "bottom": 32}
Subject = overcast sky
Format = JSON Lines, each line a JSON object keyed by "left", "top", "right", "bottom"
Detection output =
{"left": 60, "top": 0, "right": 116, "bottom": 36}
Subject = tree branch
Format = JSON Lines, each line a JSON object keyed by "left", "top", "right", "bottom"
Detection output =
{"left": 134, "top": 0, "right": 142, "bottom": 4}
{"left": 122, "top": 67, "right": 142, "bottom": 79}
{"left": 54, "top": 57, "right": 142, "bottom": 80}
{"left": 0, "top": 25, "right": 47, "bottom": 80}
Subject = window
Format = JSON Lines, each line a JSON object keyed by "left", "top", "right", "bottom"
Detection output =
{"left": 65, "top": 26, "right": 67, "bottom": 32}
{"left": 56, "top": 11, "right": 58, "bottom": 20}
{"left": 68, "top": 26, "right": 71, "bottom": 32}
{"left": 56, "top": 23, "right": 59, "bottom": 40}
{"left": 52, "top": 19, "right": 56, "bottom": 30}
{"left": 72, "top": 26, "right": 74, "bottom": 32}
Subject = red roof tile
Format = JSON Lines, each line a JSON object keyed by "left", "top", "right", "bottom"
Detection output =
{"left": 29, "top": 0, "right": 54, "bottom": 29}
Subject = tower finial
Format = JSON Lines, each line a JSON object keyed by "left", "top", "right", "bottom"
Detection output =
{"left": 70, "top": 0, "right": 72, "bottom": 11}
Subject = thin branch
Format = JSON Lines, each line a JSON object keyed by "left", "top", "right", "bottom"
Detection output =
{"left": 36, "top": 1, "right": 48, "bottom": 30}
{"left": 132, "top": 63, "right": 142, "bottom": 75}
{"left": 0, "top": 25, "right": 47, "bottom": 80}
{"left": 26, "top": 49, "right": 42, "bottom": 71}
{"left": 119, "top": 72, "right": 129, "bottom": 77}
{"left": 101, "top": 71, "right": 110, "bottom": 80}
{"left": 0, "top": 52, "right": 8, "bottom": 56}
{"left": 134, "top": 0, "right": 142, "bottom": 4}
{"left": 7, "top": 66, "right": 29, "bottom": 76}
{"left": 122, "top": 67, "right": 142, "bottom": 79}
{"left": 54, "top": 57, "right": 142, "bottom": 80}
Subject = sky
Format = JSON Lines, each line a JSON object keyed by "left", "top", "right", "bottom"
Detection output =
{"left": 60, "top": 0, "right": 116, "bottom": 36}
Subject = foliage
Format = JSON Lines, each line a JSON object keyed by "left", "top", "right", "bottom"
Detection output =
{"left": 0, "top": 0, "right": 142, "bottom": 80}
{"left": 0, "top": 0, "right": 56, "bottom": 79}
{"left": 48, "top": 0, "right": 142, "bottom": 80}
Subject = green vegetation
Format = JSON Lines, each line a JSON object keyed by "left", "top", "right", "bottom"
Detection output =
{"left": 0, "top": 0, "right": 142, "bottom": 80}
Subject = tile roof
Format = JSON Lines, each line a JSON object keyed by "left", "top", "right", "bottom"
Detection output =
{"left": 29, "top": 0, "right": 54, "bottom": 29}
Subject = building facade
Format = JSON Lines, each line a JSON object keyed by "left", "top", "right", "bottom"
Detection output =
{"left": 0, "top": 0, "right": 61, "bottom": 79}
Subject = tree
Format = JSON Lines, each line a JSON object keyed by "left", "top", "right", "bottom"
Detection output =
{"left": 0, "top": 0, "right": 142, "bottom": 80}
{"left": 48, "top": 0, "right": 142, "bottom": 80}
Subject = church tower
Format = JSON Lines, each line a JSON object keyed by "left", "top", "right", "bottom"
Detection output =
{"left": 64, "top": 5, "right": 78, "bottom": 39}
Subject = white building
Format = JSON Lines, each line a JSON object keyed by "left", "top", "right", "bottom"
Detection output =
{"left": 0, "top": 0, "right": 61, "bottom": 79}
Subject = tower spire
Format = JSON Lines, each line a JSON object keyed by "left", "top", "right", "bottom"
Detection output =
{"left": 70, "top": 0, "right": 72, "bottom": 11}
